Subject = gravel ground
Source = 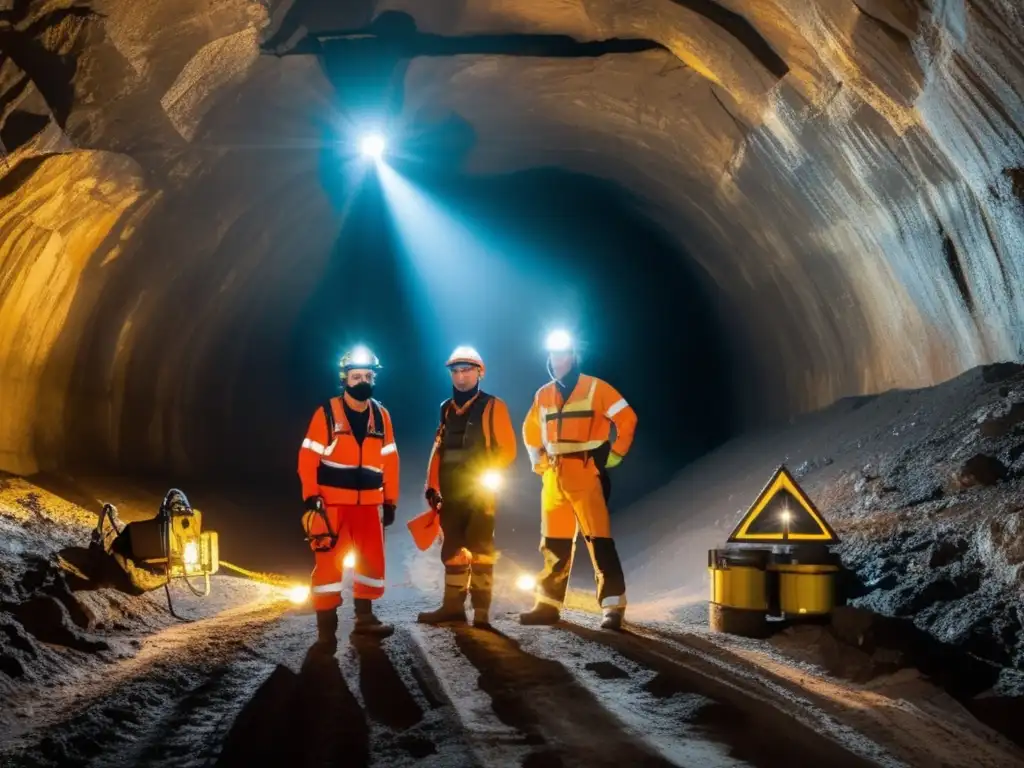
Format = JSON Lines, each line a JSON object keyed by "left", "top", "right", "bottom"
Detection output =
{"left": 3, "top": 363, "right": 1024, "bottom": 765}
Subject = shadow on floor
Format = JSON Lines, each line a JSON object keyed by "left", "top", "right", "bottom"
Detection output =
{"left": 215, "top": 646, "right": 370, "bottom": 767}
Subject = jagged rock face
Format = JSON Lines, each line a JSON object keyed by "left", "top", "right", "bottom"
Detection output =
{"left": 1, "top": 0, "right": 1023, "bottom": 476}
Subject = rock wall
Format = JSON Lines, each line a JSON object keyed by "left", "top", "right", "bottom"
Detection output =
{"left": 1, "top": 0, "right": 1023, "bottom": 476}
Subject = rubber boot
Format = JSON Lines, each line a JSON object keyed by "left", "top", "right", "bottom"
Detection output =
{"left": 519, "top": 602, "right": 560, "bottom": 625}
{"left": 417, "top": 584, "right": 467, "bottom": 624}
{"left": 470, "top": 564, "right": 493, "bottom": 628}
{"left": 315, "top": 609, "right": 338, "bottom": 651}
{"left": 600, "top": 608, "right": 624, "bottom": 631}
{"left": 351, "top": 598, "right": 394, "bottom": 638}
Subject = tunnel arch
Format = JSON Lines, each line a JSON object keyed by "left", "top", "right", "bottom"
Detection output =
{"left": 0, "top": 0, "right": 1020, "bottom": 484}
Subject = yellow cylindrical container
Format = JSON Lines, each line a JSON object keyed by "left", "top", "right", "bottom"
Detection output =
{"left": 773, "top": 563, "right": 838, "bottom": 615}
{"left": 708, "top": 549, "right": 771, "bottom": 637}
{"left": 709, "top": 565, "right": 768, "bottom": 611}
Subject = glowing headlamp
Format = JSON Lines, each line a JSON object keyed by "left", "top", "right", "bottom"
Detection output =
{"left": 545, "top": 329, "right": 574, "bottom": 353}
{"left": 349, "top": 346, "right": 373, "bottom": 366}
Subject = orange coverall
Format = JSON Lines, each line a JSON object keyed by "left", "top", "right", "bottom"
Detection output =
{"left": 298, "top": 396, "right": 399, "bottom": 612}
{"left": 522, "top": 374, "right": 637, "bottom": 613}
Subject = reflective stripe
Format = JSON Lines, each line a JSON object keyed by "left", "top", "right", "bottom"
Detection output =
{"left": 353, "top": 573, "right": 386, "bottom": 588}
{"left": 445, "top": 571, "right": 471, "bottom": 588}
{"left": 605, "top": 399, "right": 628, "bottom": 418}
{"left": 558, "top": 379, "right": 597, "bottom": 414}
{"left": 312, "top": 581, "right": 343, "bottom": 594}
{"left": 601, "top": 593, "right": 627, "bottom": 609}
{"left": 380, "top": 442, "right": 397, "bottom": 456}
{"left": 302, "top": 438, "right": 327, "bottom": 455}
{"left": 545, "top": 439, "right": 605, "bottom": 455}
{"left": 526, "top": 446, "right": 543, "bottom": 464}
{"left": 321, "top": 459, "right": 360, "bottom": 470}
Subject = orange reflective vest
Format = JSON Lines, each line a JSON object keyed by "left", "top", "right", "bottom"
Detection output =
{"left": 298, "top": 397, "right": 399, "bottom": 506}
{"left": 522, "top": 374, "right": 636, "bottom": 472}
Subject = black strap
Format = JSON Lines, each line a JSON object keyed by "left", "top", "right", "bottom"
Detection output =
{"left": 487, "top": 397, "right": 495, "bottom": 454}
{"left": 435, "top": 399, "right": 451, "bottom": 446}
{"left": 322, "top": 401, "right": 335, "bottom": 439}
{"left": 368, "top": 399, "right": 385, "bottom": 438}
{"left": 323, "top": 399, "right": 385, "bottom": 439}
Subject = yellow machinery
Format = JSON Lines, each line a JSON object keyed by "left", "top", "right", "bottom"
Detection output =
{"left": 85, "top": 487, "right": 314, "bottom": 617}
{"left": 96, "top": 488, "right": 220, "bottom": 618}
{"left": 708, "top": 465, "right": 842, "bottom": 637}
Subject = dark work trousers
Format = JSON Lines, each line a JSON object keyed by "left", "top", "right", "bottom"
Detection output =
{"left": 438, "top": 492, "right": 496, "bottom": 612}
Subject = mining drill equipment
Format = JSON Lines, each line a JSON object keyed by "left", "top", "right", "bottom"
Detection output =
{"left": 93, "top": 488, "right": 219, "bottom": 618}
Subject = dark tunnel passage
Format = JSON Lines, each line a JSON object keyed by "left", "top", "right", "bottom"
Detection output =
{"left": 36, "top": 20, "right": 741, "bottom": 533}
{"left": 7, "top": 6, "right": 1024, "bottom": 759}
{"left": 286, "top": 163, "right": 740, "bottom": 503}
{"left": 3, "top": 0, "right": 1023, "bottom": 583}
{"left": 98, "top": 161, "right": 739, "bottom": 508}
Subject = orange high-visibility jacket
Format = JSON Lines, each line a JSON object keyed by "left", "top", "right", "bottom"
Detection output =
{"left": 298, "top": 397, "right": 399, "bottom": 506}
{"left": 522, "top": 375, "right": 636, "bottom": 472}
{"left": 426, "top": 392, "right": 517, "bottom": 492}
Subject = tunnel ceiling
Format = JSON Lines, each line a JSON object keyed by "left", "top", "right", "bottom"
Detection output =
{"left": 1, "top": 0, "right": 1023, "bottom": 476}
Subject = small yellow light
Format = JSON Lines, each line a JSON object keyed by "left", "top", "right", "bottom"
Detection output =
{"left": 480, "top": 470, "right": 503, "bottom": 492}
{"left": 780, "top": 510, "right": 792, "bottom": 523}
{"left": 516, "top": 574, "right": 537, "bottom": 592}
{"left": 343, "top": 551, "right": 356, "bottom": 569}
{"left": 287, "top": 585, "right": 310, "bottom": 605}
{"left": 183, "top": 541, "right": 199, "bottom": 568}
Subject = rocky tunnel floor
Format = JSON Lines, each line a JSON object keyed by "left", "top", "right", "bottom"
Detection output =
{"left": 3, "top": 581, "right": 1023, "bottom": 768}
{"left": 0, "top": 513, "right": 1022, "bottom": 768}
{"left": 5, "top": 364, "right": 1024, "bottom": 765}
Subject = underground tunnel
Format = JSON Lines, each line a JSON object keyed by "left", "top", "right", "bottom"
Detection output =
{"left": 2, "top": 0, "right": 1024, "bottom": 764}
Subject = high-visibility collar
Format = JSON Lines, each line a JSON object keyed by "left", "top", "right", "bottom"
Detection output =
{"left": 540, "top": 376, "right": 604, "bottom": 455}
{"left": 327, "top": 397, "right": 383, "bottom": 441}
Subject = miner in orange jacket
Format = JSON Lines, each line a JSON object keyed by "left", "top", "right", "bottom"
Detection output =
{"left": 520, "top": 330, "right": 637, "bottom": 630}
{"left": 418, "top": 346, "right": 517, "bottom": 627}
{"left": 298, "top": 345, "right": 399, "bottom": 648}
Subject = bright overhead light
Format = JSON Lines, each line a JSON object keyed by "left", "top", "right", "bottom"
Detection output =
{"left": 545, "top": 329, "right": 573, "bottom": 353}
{"left": 360, "top": 133, "right": 386, "bottom": 159}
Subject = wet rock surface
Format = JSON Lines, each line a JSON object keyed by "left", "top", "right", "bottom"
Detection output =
{"left": 2, "top": 0, "right": 1024, "bottom": 479}
{"left": 798, "top": 369, "right": 1024, "bottom": 742}
{"left": 620, "top": 363, "right": 1024, "bottom": 752}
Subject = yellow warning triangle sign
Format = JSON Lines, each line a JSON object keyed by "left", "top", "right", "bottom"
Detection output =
{"left": 727, "top": 465, "right": 839, "bottom": 543}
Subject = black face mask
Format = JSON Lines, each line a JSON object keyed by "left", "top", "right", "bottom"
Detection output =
{"left": 345, "top": 382, "right": 373, "bottom": 402}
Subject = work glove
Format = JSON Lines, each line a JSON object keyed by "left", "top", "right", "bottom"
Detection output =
{"left": 605, "top": 452, "right": 624, "bottom": 469}
{"left": 304, "top": 495, "right": 324, "bottom": 512}
{"left": 425, "top": 487, "right": 443, "bottom": 510}
{"left": 382, "top": 503, "right": 396, "bottom": 527}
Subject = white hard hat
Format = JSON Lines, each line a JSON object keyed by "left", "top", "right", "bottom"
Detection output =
{"left": 446, "top": 346, "right": 485, "bottom": 377}
{"left": 340, "top": 345, "right": 381, "bottom": 372}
